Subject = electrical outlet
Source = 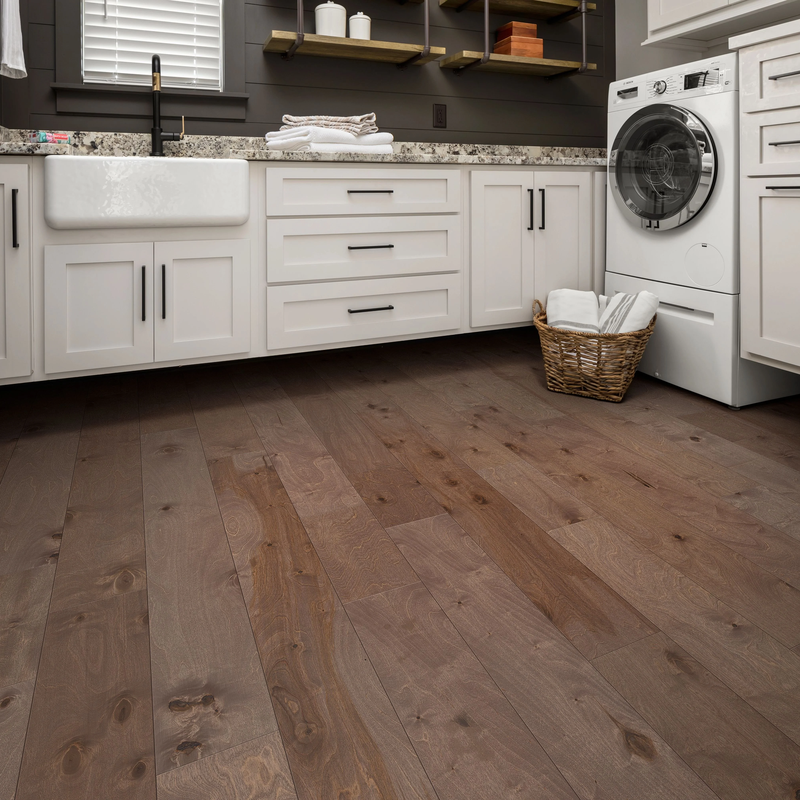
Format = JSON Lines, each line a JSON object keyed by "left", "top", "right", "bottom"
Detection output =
{"left": 433, "top": 104, "right": 447, "bottom": 129}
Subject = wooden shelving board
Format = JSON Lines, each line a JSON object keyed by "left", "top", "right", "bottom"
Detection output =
{"left": 263, "top": 32, "right": 445, "bottom": 64}
{"left": 439, "top": 50, "right": 595, "bottom": 75}
{"left": 439, "top": 0, "right": 595, "bottom": 17}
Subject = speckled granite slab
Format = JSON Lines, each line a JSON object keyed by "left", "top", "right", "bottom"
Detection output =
{"left": 0, "top": 127, "right": 606, "bottom": 165}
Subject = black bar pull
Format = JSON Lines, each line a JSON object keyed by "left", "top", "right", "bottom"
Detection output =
{"left": 766, "top": 185, "right": 800, "bottom": 189}
{"left": 11, "top": 189, "right": 19, "bottom": 249}
{"left": 347, "top": 244, "right": 395, "bottom": 251}
{"left": 768, "top": 139, "right": 800, "bottom": 146}
{"left": 161, "top": 264, "right": 166, "bottom": 319}
{"left": 527, "top": 188, "right": 534, "bottom": 231}
{"left": 347, "top": 189, "right": 394, "bottom": 194}
{"left": 539, "top": 188, "right": 546, "bottom": 230}
{"left": 348, "top": 305, "right": 395, "bottom": 314}
{"left": 141, "top": 266, "right": 146, "bottom": 322}
{"left": 769, "top": 69, "right": 800, "bottom": 81}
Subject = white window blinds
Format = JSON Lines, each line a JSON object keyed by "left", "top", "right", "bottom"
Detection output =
{"left": 82, "top": 0, "right": 223, "bottom": 91}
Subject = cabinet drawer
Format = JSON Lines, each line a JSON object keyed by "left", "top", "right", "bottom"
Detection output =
{"left": 741, "top": 107, "right": 800, "bottom": 176}
{"left": 266, "top": 168, "right": 461, "bottom": 216}
{"left": 740, "top": 35, "right": 800, "bottom": 113}
{"left": 267, "top": 274, "right": 461, "bottom": 350}
{"left": 267, "top": 215, "right": 462, "bottom": 283}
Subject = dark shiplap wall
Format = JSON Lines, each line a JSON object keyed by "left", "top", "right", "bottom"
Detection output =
{"left": 4, "top": 0, "right": 614, "bottom": 146}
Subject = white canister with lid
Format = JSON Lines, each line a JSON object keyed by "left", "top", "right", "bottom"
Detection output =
{"left": 315, "top": 1, "right": 347, "bottom": 37}
{"left": 349, "top": 12, "right": 371, "bottom": 40}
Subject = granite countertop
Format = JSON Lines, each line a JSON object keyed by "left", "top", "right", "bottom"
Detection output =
{"left": 0, "top": 127, "right": 607, "bottom": 166}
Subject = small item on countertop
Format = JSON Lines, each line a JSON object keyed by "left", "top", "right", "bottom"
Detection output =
{"left": 28, "top": 131, "right": 70, "bottom": 144}
{"left": 348, "top": 12, "right": 371, "bottom": 40}
{"left": 266, "top": 126, "right": 393, "bottom": 147}
{"left": 494, "top": 21, "right": 543, "bottom": 58}
{"left": 280, "top": 112, "right": 379, "bottom": 135}
{"left": 267, "top": 142, "right": 393, "bottom": 154}
{"left": 315, "top": 1, "right": 347, "bottom": 37}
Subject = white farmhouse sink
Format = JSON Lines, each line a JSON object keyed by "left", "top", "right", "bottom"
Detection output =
{"left": 44, "top": 156, "right": 250, "bottom": 229}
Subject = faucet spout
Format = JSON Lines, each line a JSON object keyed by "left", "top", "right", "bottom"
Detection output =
{"left": 150, "top": 55, "right": 184, "bottom": 157}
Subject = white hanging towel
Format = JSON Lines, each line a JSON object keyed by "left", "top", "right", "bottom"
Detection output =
{"left": 0, "top": 0, "right": 27, "bottom": 79}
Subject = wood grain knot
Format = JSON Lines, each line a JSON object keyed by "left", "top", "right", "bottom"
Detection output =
{"left": 48, "top": 551, "right": 60, "bottom": 562}
{"left": 454, "top": 715, "right": 471, "bottom": 728}
{"left": 131, "top": 760, "right": 147, "bottom": 779}
{"left": 295, "top": 722, "right": 319, "bottom": 744}
{"left": 176, "top": 741, "right": 202, "bottom": 754}
{"left": 160, "top": 505, "right": 172, "bottom": 512}
{"left": 51, "top": 532, "right": 63, "bottom": 541}
{"left": 61, "top": 742, "right": 85, "bottom": 775}
{"left": 114, "top": 569, "right": 135, "bottom": 592}
{"left": 113, "top": 697, "right": 133, "bottom": 724}
{"left": 673, "top": 534, "right": 684, "bottom": 541}
{"left": 503, "top": 442, "right": 518, "bottom": 452}
{"left": 470, "top": 494, "right": 488, "bottom": 505}
{"left": 623, "top": 729, "right": 657, "bottom": 760}
{"left": 74, "top": 613, "right": 86, "bottom": 623}
{"left": 689, "top": 436, "right": 701, "bottom": 442}
{"left": 0, "top": 696, "right": 12, "bottom": 709}
{"left": 429, "top": 450, "right": 446, "bottom": 459}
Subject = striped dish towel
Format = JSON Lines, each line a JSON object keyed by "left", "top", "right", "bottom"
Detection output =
{"left": 599, "top": 291, "right": 659, "bottom": 334}
{"left": 280, "top": 113, "right": 379, "bottom": 136}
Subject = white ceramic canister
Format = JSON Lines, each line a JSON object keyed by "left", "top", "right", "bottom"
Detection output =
{"left": 315, "top": 1, "right": 347, "bottom": 37}
{"left": 349, "top": 12, "right": 371, "bottom": 40}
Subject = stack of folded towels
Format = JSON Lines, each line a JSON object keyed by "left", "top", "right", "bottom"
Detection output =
{"left": 266, "top": 113, "right": 394, "bottom": 154}
{"left": 546, "top": 288, "right": 659, "bottom": 334}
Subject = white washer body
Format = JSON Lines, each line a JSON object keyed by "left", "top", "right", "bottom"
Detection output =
{"left": 605, "top": 53, "right": 800, "bottom": 405}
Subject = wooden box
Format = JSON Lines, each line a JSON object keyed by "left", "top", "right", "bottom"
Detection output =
{"left": 495, "top": 21, "right": 538, "bottom": 42}
{"left": 493, "top": 36, "right": 544, "bottom": 58}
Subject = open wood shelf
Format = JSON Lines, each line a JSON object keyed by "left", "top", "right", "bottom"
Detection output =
{"left": 263, "top": 31, "right": 445, "bottom": 64}
{"left": 439, "top": 50, "right": 595, "bottom": 75}
{"left": 439, "top": 0, "right": 595, "bottom": 18}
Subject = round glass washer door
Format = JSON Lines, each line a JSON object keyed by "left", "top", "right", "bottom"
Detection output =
{"left": 609, "top": 104, "right": 716, "bottom": 231}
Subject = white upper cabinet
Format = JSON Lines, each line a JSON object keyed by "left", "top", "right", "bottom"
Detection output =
{"left": 648, "top": 0, "right": 727, "bottom": 34}
{"left": 0, "top": 165, "right": 32, "bottom": 380}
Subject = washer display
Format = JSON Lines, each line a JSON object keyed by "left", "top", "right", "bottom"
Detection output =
{"left": 609, "top": 104, "right": 716, "bottom": 230}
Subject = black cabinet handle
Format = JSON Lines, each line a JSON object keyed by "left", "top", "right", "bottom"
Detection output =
{"left": 527, "top": 188, "right": 534, "bottom": 231}
{"left": 539, "top": 188, "right": 546, "bottom": 230}
{"left": 161, "top": 264, "right": 166, "bottom": 319}
{"left": 768, "top": 140, "right": 800, "bottom": 146}
{"left": 141, "top": 266, "right": 146, "bottom": 322}
{"left": 766, "top": 185, "right": 800, "bottom": 189}
{"left": 347, "top": 189, "right": 394, "bottom": 194}
{"left": 347, "top": 244, "right": 394, "bottom": 251}
{"left": 348, "top": 305, "right": 395, "bottom": 314}
{"left": 11, "top": 189, "right": 18, "bottom": 248}
{"left": 769, "top": 69, "right": 800, "bottom": 81}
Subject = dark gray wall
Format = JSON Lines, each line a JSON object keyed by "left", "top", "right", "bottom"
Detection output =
{"left": 5, "top": 0, "right": 614, "bottom": 146}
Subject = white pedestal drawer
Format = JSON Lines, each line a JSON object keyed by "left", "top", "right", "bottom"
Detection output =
{"left": 267, "top": 273, "right": 462, "bottom": 350}
{"left": 266, "top": 168, "right": 461, "bottom": 216}
{"left": 267, "top": 215, "right": 462, "bottom": 283}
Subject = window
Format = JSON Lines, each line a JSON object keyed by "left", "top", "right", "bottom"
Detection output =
{"left": 82, "top": 0, "right": 223, "bottom": 91}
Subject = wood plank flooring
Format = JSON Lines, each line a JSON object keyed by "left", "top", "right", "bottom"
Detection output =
{"left": 3, "top": 328, "right": 800, "bottom": 799}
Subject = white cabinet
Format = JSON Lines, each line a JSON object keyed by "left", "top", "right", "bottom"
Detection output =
{"left": 647, "top": 0, "right": 727, "bottom": 33}
{"left": 0, "top": 164, "right": 32, "bottom": 379}
{"left": 470, "top": 170, "right": 593, "bottom": 328}
{"left": 45, "top": 239, "right": 250, "bottom": 374}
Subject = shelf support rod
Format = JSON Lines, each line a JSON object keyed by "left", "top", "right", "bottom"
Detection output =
{"left": 455, "top": 0, "right": 490, "bottom": 75}
{"left": 546, "top": 0, "right": 588, "bottom": 79}
{"left": 283, "top": 0, "right": 305, "bottom": 60}
{"left": 398, "top": 0, "right": 432, "bottom": 68}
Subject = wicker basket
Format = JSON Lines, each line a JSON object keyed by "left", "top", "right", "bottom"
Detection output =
{"left": 533, "top": 299, "right": 656, "bottom": 402}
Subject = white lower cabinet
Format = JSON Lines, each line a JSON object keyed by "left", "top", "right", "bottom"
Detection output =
{"left": 45, "top": 239, "right": 250, "bottom": 374}
{"left": 470, "top": 170, "right": 593, "bottom": 328}
{"left": 0, "top": 164, "right": 32, "bottom": 379}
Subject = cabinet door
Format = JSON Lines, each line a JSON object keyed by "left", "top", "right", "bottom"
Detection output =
{"left": 0, "top": 165, "right": 31, "bottom": 379}
{"left": 740, "top": 181, "right": 800, "bottom": 369}
{"left": 470, "top": 171, "right": 534, "bottom": 327}
{"left": 155, "top": 239, "right": 250, "bottom": 362}
{"left": 648, "top": 0, "right": 727, "bottom": 32}
{"left": 44, "top": 243, "right": 154, "bottom": 374}
{"left": 533, "top": 171, "right": 593, "bottom": 307}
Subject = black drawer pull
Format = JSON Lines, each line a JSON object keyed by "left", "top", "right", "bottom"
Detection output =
{"left": 768, "top": 139, "right": 800, "bottom": 146}
{"left": 348, "top": 244, "right": 394, "bottom": 251}
{"left": 766, "top": 185, "right": 800, "bottom": 189}
{"left": 347, "top": 189, "right": 394, "bottom": 194}
{"left": 348, "top": 305, "right": 395, "bottom": 314}
{"left": 141, "top": 266, "right": 146, "bottom": 322}
{"left": 161, "top": 264, "right": 166, "bottom": 320}
{"left": 769, "top": 69, "right": 800, "bottom": 81}
{"left": 11, "top": 189, "right": 19, "bottom": 248}
{"left": 539, "top": 188, "right": 546, "bottom": 230}
{"left": 527, "top": 188, "right": 534, "bottom": 231}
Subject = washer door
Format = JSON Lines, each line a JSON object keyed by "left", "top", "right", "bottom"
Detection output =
{"left": 609, "top": 104, "right": 716, "bottom": 231}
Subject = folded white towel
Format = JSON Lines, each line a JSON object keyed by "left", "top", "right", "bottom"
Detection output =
{"left": 546, "top": 289, "right": 600, "bottom": 333}
{"left": 1, "top": 0, "right": 27, "bottom": 78}
{"left": 267, "top": 141, "right": 393, "bottom": 154}
{"left": 599, "top": 291, "right": 659, "bottom": 334}
{"left": 281, "top": 113, "right": 378, "bottom": 135}
{"left": 266, "top": 127, "right": 393, "bottom": 146}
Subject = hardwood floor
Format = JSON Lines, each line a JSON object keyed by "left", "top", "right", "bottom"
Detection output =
{"left": 3, "top": 327, "right": 800, "bottom": 800}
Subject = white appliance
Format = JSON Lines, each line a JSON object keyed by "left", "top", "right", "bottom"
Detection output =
{"left": 606, "top": 53, "right": 800, "bottom": 406}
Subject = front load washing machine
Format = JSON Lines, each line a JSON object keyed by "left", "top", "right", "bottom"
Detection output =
{"left": 605, "top": 53, "right": 800, "bottom": 406}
